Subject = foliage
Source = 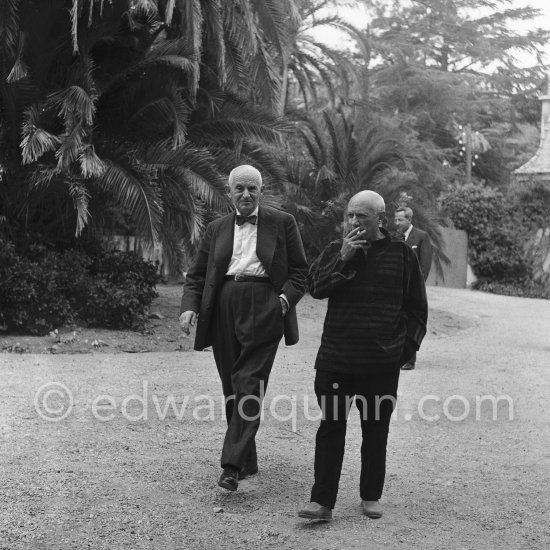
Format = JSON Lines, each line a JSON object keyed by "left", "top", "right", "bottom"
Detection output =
{"left": 473, "top": 279, "right": 550, "bottom": 300}
{"left": 283, "top": 106, "right": 409, "bottom": 258}
{"left": 0, "top": 238, "right": 159, "bottom": 335}
{"left": 282, "top": 0, "right": 368, "bottom": 113}
{"left": 366, "top": 0, "right": 549, "bottom": 78}
{"left": 363, "top": 0, "right": 550, "bottom": 189}
{"left": 441, "top": 182, "right": 528, "bottom": 281}
{"left": 0, "top": 240, "right": 76, "bottom": 334}
{"left": 0, "top": 0, "right": 295, "bottom": 273}
{"left": 78, "top": 249, "right": 159, "bottom": 329}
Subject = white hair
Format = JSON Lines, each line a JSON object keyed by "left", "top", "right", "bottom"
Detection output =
{"left": 348, "top": 190, "right": 385, "bottom": 214}
{"left": 228, "top": 165, "right": 262, "bottom": 187}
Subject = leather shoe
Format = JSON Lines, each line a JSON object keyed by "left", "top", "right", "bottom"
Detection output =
{"left": 239, "top": 463, "right": 258, "bottom": 480}
{"left": 218, "top": 467, "right": 238, "bottom": 491}
{"left": 297, "top": 501, "right": 332, "bottom": 520}
{"left": 401, "top": 362, "right": 415, "bottom": 370}
{"left": 361, "top": 500, "right": 382, "bottom": 518}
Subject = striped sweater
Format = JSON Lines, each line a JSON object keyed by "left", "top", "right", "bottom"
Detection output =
{"left": 308, "top": 229, "right": 428, "bottom": 374}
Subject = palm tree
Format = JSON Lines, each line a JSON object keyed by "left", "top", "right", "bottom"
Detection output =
{"left": 0, "top": 0, "right": 293, "bottom": 272}
{"left": 281, "top": 0, "right": 368, "bottom": 114}
{"left": 282, "top": 107, "right": 407, "bottom": 257}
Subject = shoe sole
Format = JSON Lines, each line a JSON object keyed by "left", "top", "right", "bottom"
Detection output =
{"left": 297, "top": 511, "right": 332, "bottom": 521}
{"left": 364, "top": 512, "right": 382, "bottom": 519}
{"left": 218, "top": 480, "right": 237, "bottom": 491}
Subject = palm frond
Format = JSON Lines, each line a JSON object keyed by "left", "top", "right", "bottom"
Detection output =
{"left": 129, "top": 94, "right": 189, "bottom": 149}
{"left": 140, "top": 143, "right": 229, "bottom": 211}
{"left": 201, "top": 0, "right": 225, "bottom": 84}
{"left": 0, "top": 0, "right": 20, "bottom": 61}
{"left": 160, "top": 171, "right": 206, "bottom": 244}
{"left": 66, "top": 178, "right": 90, "bottom": 235}
{"left": 174, "top": 0, "right": 202, "bottom": 92}
{"left": 56, "top": 122, "right": 86, "bottom": 172}
{"left": 79, "top": 145, "right": 107, "bottom": 179}
{"left": 6, "top": 31, "right": 29, "bottom": 83}
{"left": 95, "top": 158, "right": 163, "bottom": 243}
{"left": 20, "top": 106, "right": 61, "bottom": 165}
{"left": 47, "top": 85, "right": 97, "bottom": 126}
{"left": 249, "top": 38, "right": 282, "bottom": 110}
{"left": 254, "top": 0, "right": 299, "bottom": 56}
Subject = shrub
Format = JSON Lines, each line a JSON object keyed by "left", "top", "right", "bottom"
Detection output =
{"left": 79, "top": 250, "right": 159, "bottom": 329}
{"left": 441, "top": 182, "right": 550, "bottom": 299}
{"left": 0, "top": 240, "right": 75, "bottom": 334}
{"left": 0, "top": 239, "right": 159, "bottom": 334}
{"left": 473, "top": 279, "right": 550, "bottom": 300}
{"left": 441, "top": 183, "right": 529, "bottom": 281}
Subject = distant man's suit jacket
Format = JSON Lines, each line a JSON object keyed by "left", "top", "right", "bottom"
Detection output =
{"left": 406, "top": 226, "right": 433, "bottom": 281}
{"left": 180, "top": 206, "right": 308, "bottom": 351}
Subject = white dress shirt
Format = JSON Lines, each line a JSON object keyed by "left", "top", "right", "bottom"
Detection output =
{"left": 403, "top": 224, "right": 413, "bottom": 242}
{"left": 225, "top": 207, "right": 289, "bottom": 309}
{"left": 226, "top": 207, "right": 267, "bottom": 277}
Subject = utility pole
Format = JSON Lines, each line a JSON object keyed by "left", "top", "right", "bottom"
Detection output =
{"left": 458, "top": 124, "right": 474, "bottom": 184}
{"left": 464, "top": 124, "right": 472, "bottom": 184}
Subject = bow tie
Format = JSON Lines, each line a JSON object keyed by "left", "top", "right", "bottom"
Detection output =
{"left": 236, "top": 214, "right": 257, "bottom": 226}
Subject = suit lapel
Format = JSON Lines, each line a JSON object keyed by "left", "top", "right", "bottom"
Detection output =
{"left": 214, "top": 213, "right": 235, "bottom": 275}
{"left": 256, "top": 206, "right": 278, "bottom": 275}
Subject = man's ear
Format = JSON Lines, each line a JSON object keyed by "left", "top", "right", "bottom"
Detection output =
{"left": 378, "top": 212, "right": 387, "bottom": 227}
{"left": 224, "top": 184, "right": 231, "bottom": 194}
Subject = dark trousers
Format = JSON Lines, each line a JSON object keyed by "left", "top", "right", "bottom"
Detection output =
{"left": 212, "top": 279, "right": 284, "bottom": 470}
{"left": 311, "top": 368, "right": 400, "bottom": 508}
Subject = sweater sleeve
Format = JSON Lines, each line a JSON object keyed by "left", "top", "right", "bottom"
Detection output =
{"left": 307, "top": 240, "right": 358, "bottom": 299}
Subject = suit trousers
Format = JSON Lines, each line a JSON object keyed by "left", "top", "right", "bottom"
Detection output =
{"left": 212, "top": 279, "right": 284, "bottom": 470}
{"left": 310, "top": 368, "right": 400, "bottom": 508}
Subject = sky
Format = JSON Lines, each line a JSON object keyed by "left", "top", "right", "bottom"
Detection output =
{"left": 322, "top": 0, "right": 550, "bottom": 66}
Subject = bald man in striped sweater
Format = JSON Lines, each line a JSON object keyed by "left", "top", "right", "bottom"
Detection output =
{"left": 298, "top": 190, "right": 427, "bottom": 521}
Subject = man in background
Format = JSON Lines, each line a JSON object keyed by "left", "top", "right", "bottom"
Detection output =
{"left": 394, "top": 206, "right": 432, "bottom": 370}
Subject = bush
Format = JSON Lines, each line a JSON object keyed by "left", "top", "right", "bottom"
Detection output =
{"left": 0, "top": 239, "right": 159, "bottom": 335}
{"left": 441, "top": 182, "right": 550, "bottom": 299}
{"left": 79, "top": 250, "right": 159, "bottom": 329}
{"left": 441, "top": 183, "right": 529, "bottom": 280}
{"left": 473, "top": 279, "right": 550, "bottom": 300}
{"left": 0, "top": 241, "right": 74, "bottom": 334}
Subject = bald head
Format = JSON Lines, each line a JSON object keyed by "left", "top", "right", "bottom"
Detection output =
{"left": 228, "top": 165, "right": 262, "bottom": 188}
{"left": 345, "top": 190, "right": 386, "bottom": 242}
{"left": 348, "top": 190, "right": 385, "bottom": 214}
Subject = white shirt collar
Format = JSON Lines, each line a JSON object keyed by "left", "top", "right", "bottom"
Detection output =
{"left": 235, "top": 205, "right": 259, "bottom": 219}
{"left": 404, "top": 224, "right": 413, "bottom": 240}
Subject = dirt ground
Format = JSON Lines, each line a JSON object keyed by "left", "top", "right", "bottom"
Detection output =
{"left": 1, "top": 285, "right": 549, "bottom": 549}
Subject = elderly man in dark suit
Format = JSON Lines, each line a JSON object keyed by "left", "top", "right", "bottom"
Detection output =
{"left": 180, "top": 165, "right": 308, "bottom": 492}
{"left": 394, "top": 206, "right": 432, "bottom": 370}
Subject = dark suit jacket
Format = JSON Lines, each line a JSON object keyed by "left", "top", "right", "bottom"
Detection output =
{"left": 406, "top": 226, "right": 433, "bottom": 281}
{"left": 180, "top": 206, "right": 308, "bottom": 350}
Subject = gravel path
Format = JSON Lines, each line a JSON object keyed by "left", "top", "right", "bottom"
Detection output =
{"left": 1, "top": 287, "right": 549, "bottom": 549}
